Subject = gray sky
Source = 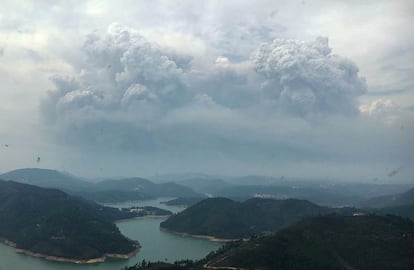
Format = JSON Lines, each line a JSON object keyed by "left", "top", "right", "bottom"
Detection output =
{"left": 0, "top": 0, "right": 413, "bottom": 182}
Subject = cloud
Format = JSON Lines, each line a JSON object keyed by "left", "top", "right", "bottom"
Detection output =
{"left": 365, "top": 88, "right": 407, "bottom": 96}
{"left": 39, "top": 23, "right": 414, "bottom": 179}
{"left": 359, "top": 98, "right": 402, "bottom": 124}
{"left": 252, "top": 37, "right": 367, "bottom": 116}
{"left": 360, "top": 99, "right": 400, "bottom": 117}
{"left": 121, "top": 84, "right": 158, "bottom": 106}
{"left": 81, "top": 23, "right": 188, "bottom": 106}
{"left": 43, "top": 23, "right": 187, "bottom": 124}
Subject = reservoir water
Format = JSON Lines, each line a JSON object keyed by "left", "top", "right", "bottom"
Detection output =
{"left": 0, "top": 198, "right": 222, "bottom": 270}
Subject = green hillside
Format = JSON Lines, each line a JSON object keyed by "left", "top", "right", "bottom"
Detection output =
{"left": 205, "top": 214, "right": 414, "bottom": 270}
{"left": 126, "top": 215, "right": 414, "bottom": 270}
{"left": 0, "top": 180, "right": 138, "bottom": 261}
{"left": 160, "top": 197, "right": 342, "bottom": 239}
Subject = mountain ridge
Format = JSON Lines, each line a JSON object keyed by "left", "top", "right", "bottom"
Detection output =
{"left": 0, "top": 168, "right": 200, "bottom": 203}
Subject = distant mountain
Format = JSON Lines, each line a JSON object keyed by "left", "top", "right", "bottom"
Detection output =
{"left": 160, "top": 197, "right": 351, "bottom": 239}
{"left": 1, "top": 169, "right": 201, "bottom": 203}
{"left": 176, "top": 178, "right": 232, "bottom": 195}
{"left": 0, "top": 168, "right": 92, "bottom": 192}
{"left": 174, "top": 176, "right": 411, "bottom": 206}
{"left": 215, "top": 185, "right": 362, "bottom": 206}
{"left": 0, "top": 180, "right": 139, "bottom": 262}
{"left": 128, "top": 215, "right": 414, "bottom": 270}
{"left": 95, "top": 178, "right": 201, "bottom": 198}
{"left": 227, "top": 175, "right": 282, "bottom": 185}
{"left": 150, "top": 174, "right": 283, "bottom": 186}
{"left": 320, "top": 182, "right": 412, "bottom": 200}
{"left": 75, "top": 190, "right": 153, "bottom": 203}
{"left": 360, "top": 187, "right": 414, "bottom": 208}
{"left": 148, "top": 172, "right": 224, "bottom": 183}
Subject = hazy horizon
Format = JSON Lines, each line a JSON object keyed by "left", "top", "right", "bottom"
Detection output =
{"left": 1, "top": 1, "right": 413, "bottom": 183}
{"left": 1, "top": 166, "right": 413, "bottom": 185}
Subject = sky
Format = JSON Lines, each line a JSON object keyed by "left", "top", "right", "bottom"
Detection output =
{"left": 0, "top": 0, "right": 413, "bottom": 182}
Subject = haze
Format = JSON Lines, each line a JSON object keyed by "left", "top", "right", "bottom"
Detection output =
{"left": 0, "top": 0, "right": 413, "bottom": 182}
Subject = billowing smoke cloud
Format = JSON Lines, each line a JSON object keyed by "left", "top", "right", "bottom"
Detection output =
{"left": 252, "top": 37, "right": 367, "bottom": 116}
{"left": 42, "top": 24, "right": 368, "bottom": 154}
{"left": 46, "top": 23, "right": 188, "bottom": 119}
{"left": 42, "top": 24, "right": 191, "bottom": 149}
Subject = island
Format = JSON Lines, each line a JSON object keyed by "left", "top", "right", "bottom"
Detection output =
{"left": 0, "top": 179, "right": 140, "bottom": 264}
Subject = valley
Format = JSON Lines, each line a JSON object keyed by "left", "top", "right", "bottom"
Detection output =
{"left": 0, "top": 168, "right": 413, "bottom": 270}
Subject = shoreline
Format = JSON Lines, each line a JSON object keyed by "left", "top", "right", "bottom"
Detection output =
{"left": 115, "top": 214, "right": 171, "bottom": 223}
{"left": 159, "top": 227, "right": 239, "bottom": 242}
{"left": 0, "top": 237, "right": 141, "bottom": 264}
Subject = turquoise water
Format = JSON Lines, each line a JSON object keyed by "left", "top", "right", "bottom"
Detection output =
{"left": 0, "top": 199, "right": 222, "bottom": 270}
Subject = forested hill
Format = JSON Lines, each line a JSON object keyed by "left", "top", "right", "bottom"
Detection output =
{"left": 126, "top": 215, "right": 414, "bottom": 270}
{"left": 160, "top": 197, "right": 356, "bottom": 239}
{"left": 0, "top": 180, "right": 138, "bottom": 262}
{"left": 204, "top": 214, "right": 414, "bottom": 270}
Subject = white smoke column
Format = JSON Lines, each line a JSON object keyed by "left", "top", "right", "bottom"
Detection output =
{"left": 43, "top": 23, "right": 187, "bottom": 127}
{"left": 252, "top": 37, "right": 367, "bottom": 116}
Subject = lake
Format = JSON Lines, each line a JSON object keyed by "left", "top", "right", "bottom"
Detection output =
{"left": 0, "top": 198, "right": 222, "bottom": 270}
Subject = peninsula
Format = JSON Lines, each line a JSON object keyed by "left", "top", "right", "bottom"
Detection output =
{"left": 0, "top": 180, "right": 140, "bottom": 263}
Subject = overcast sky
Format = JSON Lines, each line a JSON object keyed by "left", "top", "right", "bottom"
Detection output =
{"left": 0, "top": 0, "right": 413, "bottom": 182}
